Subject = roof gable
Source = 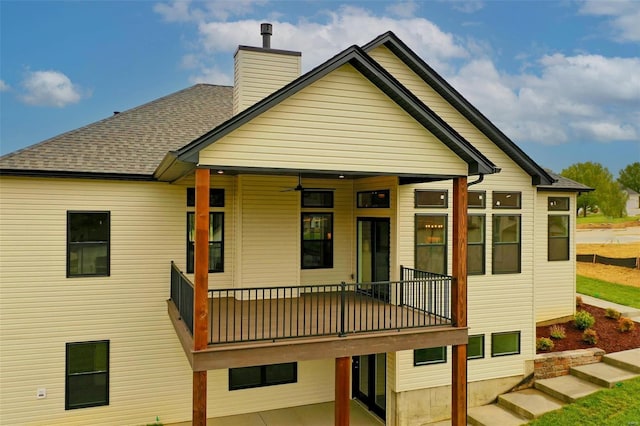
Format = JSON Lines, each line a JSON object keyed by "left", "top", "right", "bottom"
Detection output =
{"left": 168, "top": 45, "right": 498, "bottom": 179}
{"left": 362, "top": 32, "right": 554, "bottom": 186}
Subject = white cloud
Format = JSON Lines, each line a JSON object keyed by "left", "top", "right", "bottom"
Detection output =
{"left": 19, "top": 70, "right": 84, "bottom": 107}
{"left": 188, "top": 66, "right": 233, "bottom": 86}
{"left": 0, "top": 80, "right": 9, "bottom": 92}
{"left": 579, "top": 0, "right": 640, "bottom": 42}
{"left": 450, "top": 1, "right": 485, "bottom": 14}
{"left": 386, "top": 1, "right": 419, "bottom": 18}
{"left": 154, "top": 0, "right": 267, "bottom": 22}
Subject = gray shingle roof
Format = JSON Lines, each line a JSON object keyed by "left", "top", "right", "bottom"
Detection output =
{"left": 0, "top": 84, "right": 232, "bottom": 176}
{"left": 538, "top": 169, "right": 594, "bottom": 192}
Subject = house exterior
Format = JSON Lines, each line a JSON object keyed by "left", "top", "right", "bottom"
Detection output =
{"left": 0, "top": 28, "right": 590, "bottom": 426}
{"left": 622, "top": 187, "right": 640, "bottom": 217}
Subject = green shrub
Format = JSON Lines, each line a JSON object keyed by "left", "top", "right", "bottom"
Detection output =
{"left": 582, "top": 329, "right": 598, "bottom": 345}
{"left": 549, "top": 324, "right": 566, "bottom": 339}
{"left": 536, "top": 337, "right": 555, "bottom": 351}
{"left": 605, "top": 308, "right": 621, "bottom": 320}
{"left": 574, "top": 310, "right": 595, "bottom": 330}
{"left": 618, "top": 317, "right": 636, "bottom": 332}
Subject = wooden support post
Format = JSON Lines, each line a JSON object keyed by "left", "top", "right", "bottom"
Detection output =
{"left": 451, "top": 176, "right": 468, "bottom": 426}
{"left": 193, "top": 168, "right": 210, "bottom": 426}
{"left": 335, "top": 357, "right": 350, "bottom": 426}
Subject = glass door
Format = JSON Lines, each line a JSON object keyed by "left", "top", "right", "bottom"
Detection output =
{"left": 352, "top": 353, "right": 386, "bottom": 419}
{"left": 357, "top": 218, "right": 390, "bottom": 301}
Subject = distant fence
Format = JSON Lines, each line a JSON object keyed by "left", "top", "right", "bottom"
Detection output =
{"left": 577, "top": 254, "right": 639, "bottom": 269}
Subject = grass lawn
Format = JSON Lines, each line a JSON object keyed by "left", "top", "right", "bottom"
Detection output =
{"left": 576, "top": 213, "right": 640, "bottom": 226}
{"left": 528, "top": 376, "right": 640, "bottom": 426}
{"left": 577, "top": 275, "right": 640, "bottom": 309}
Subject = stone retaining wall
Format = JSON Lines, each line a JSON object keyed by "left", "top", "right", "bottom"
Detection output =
{"left": 534, "top": 348, "right": 605, "bottom": 379}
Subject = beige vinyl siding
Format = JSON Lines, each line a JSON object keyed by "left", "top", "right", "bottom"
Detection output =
{"left": 0, "top": 176, "right": 194, "bottom": 426}
{"left": 207, "top": 359, "right": 334, "bottom": 416}
{"left": 234, "top": 48, "right": 301, "bottom": 114}
{"left": 534, "top": 191, "right": 577, "bottom": 322}
{"left": 201, "top": 64, "right": 468, "bottom": 176}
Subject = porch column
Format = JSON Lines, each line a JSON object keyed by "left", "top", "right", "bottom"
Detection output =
{"left": 451, "top": 176, "right": 468, "bottom": 426}
{"left": 335, "top": 357, "right": 350, "bottom": 426}
{"left": 193, "top": 168, "right": 210, "bottom": 426}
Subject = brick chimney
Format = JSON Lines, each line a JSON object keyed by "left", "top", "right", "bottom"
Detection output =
{"left": 233, "top": 23, "right": 302, "bottom": 114}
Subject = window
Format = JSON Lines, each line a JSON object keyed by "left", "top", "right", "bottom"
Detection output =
{"left": 415, "top": 215, "right": 447, "bottom": 274}
{"left": 548, "top": 197, "right": 569, "bottom": 211}
{"left": 468, "top": 191, "right": 486, "bottom": 209}
{"left": 415, "top": 190, "right": 447, "bottom": 208}
{"left": 493, "top": 191, "right": 521, "bottom": 209}
{"left": 187, "top": 212, "right": 224, "bottom": 273}
{"left": 301, "top": 213, "right": 333, "bottom": 269}
{"left": 186, "top": 188, "right": 224, "bottom": 207}
{"left": 468, "top": 215, "right": 485, "bottom": 275}
{"left": 468, "top": 335, "right": 485, "bottom": 360}
{"left": 492, "top": 215, "right": 521, "bottom": 274}
{"left": 357, "top": 190, "right": 390, "bottom": 208}
{"left": 492, "top": 331, "right": 520, "bottom": 357}
{"left": 414, "top": 347, "right": 446, "bottom": 365}
{"left": 302, "top": 191, "right": 333, "bottom": 208}
{"left": 66, "top": 341, "right": 109, "bottom": 410}
{"left": 67, "top": 212, "right": 110, "bottom": 277}
{"left": 229, "top": 362, "right": 297, "bottom": 390}
{"left": 548, "top": 215, "right": 569, "bottom": 261}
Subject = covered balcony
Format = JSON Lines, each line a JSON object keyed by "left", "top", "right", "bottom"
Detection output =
{"left": 168, "top": 262, "right": 466, "bottom": 370}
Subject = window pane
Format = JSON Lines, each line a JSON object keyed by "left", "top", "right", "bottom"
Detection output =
{"left": 493, "top": 244, "right": 520, "bottom": 273}
{"left": 357, "top": 190, "right": 390, "bottom": 208}
{"left": 416, "top": 246, "right": 446, "bottom": 275}
{"left": 69, "top": 213, "right": 109, "bottom": 242}
{"left": 67, "top": 373, "right": 108, "bottom": 408}
{"left": 186, "top": 188, "right": 224, "bottom": 207}
{"left": 468, "top": 216, "right": 484, "bottom": 243}
{"left": 493, "top": 192, "right": 521, "bottom": 209}
{"left": 492, "top": 332, "right": 520, "bottom": 356}
{"left": 229, "top": 366, "right": 262, "bottom": 390}
{"left": 414, "top": 347, "right": 446, "bottom": 365}
{"left": 468, "top": 191, "right": 485, "bottom": 208}
{"left": 302, "top": 214, "right": 332, "bottom": 240}
{"left": 467, "top": 244, "right": 485, "bottom": 275}
{"left": 265, "top": 363, "right": 296, "bottom": 384}
{"left": 302, "top": 213, "right": 333, "bottom": 269}
{"left": 66, "top": 341, "right": 109, "bottom": 410}
{"left": 68, "top": 342, "right": 107, "bottom": 374}
{"left": 549, "top": 238, "right": 569, "bottom": 261}
{"left": 548, "top": 216, "right": 568, "bottom": 237}
{"left": 493, "top": 216, "right": 520, "bottom": 243}
{"left": 187, "top": 213, "right": 224, "bottom": 273}
{"left": 416, "top": 216, "right": 446, "bottom": 244}
{"left": 415, "top": 190, "right": 447, "bottom": 207}
{"left": 302, "top": 241, "right": 333, "bottom": 268}
{"left": 302, "top": 191, "right": 333, "bottom": 208}
{"left": 548, "top": 197, "right": 569, "bottom": 211}
{"left": 468, "top": 335, "right": 484, "bottom": 359}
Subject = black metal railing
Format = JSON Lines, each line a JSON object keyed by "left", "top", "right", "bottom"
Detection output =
{"left": 399, "top": 265, "right": 451, "bottom": 321}
{"left": 208, "top": 273, "right": 452, "bottom": 345}
{"left": 170, "top": 261, "right": 194, "bottom": 334}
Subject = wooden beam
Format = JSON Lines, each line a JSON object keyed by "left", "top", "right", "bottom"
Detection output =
{"left": 335, "top": 357, "right": 350, "bottom": 426}
{"left": 193, "top": 168, "right": 210, "bottom": 426}
{"left": 451, "top": 176, "right": 468, "bottom": 426}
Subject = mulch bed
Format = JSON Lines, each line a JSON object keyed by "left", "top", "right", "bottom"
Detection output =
{"left": 536, "top": 304, "right": 640, "bottom": 354}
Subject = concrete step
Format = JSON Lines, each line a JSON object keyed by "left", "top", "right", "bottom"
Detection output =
{"left": 497, "top": 388, "right": 564, "bottom": 420}
{"left": 467, "top": 403, "right": 528, "bottom": 426}
{"left": 603, "top": 348, "right": 640, "bottom": 374}
{"left": 535, "top": 374, "right": 602, "bottom": 403}
{"left": 570, "top": 362, "right": 639, "bottom": 388}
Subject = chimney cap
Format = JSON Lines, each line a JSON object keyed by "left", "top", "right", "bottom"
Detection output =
{"left": 260, "top": 23, "right": 272, "bottom": 49}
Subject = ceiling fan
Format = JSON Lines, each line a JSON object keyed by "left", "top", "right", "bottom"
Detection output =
{"left": 281, "top": 173, "right": 336, "bottom": 192}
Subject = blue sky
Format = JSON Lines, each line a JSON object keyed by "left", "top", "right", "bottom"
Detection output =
{"left": 1, "top": 0, "right": 638, "bottom": 176}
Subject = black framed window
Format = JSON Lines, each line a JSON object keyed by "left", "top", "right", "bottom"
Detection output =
{"left": 414, "top": 347, "right": 446, "bottom": 366}
{"left": 415, "top": 215, "right": 447, "bottom": 274}
{"left": 415, "top": 190, "right": 447, "bottom": 208}
{"left": 357, "top": 190, "right": 390, "bottom": 208}
{"left": 493, "top": 191, "right": 521, "bottom": 209}
{"left": 186, "top": 188, "right": 224, "bottom": 207}
{"left": 468, "top": 215, "right": 485, "bottom": 275}
{"left": 548, "top": 197, "right": 569, "bottom": 211}
{"left": 301, "top": 213, "right": 333, "bottom": 269}
{"left": 66, "top": 340, "right": 109, "bottom": 410}
{"left": 492, "top": 214, "right": 521, "bottom": 274}
{"left": 548, "top": 215, "right": 569, "bottom": 261}
{"left": 468, "top": 335, "right": 485, "bottom": 360}
{"left": 491, "top": 331, "right": 520, "bottom": 357}
{"left": 302, "top": 191, "right": 333, "bottom": 208}
{"left": 67, "top": 211, "right": 110, "bottom": 277}
{"left": 229, "top": 362, "right": 297, "bottom": 390}
{"left": 187, "top": 212, "right": 224, "bottom": 273}
{"left": 468, "top": 191, "right": 486, "bottom": 208}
